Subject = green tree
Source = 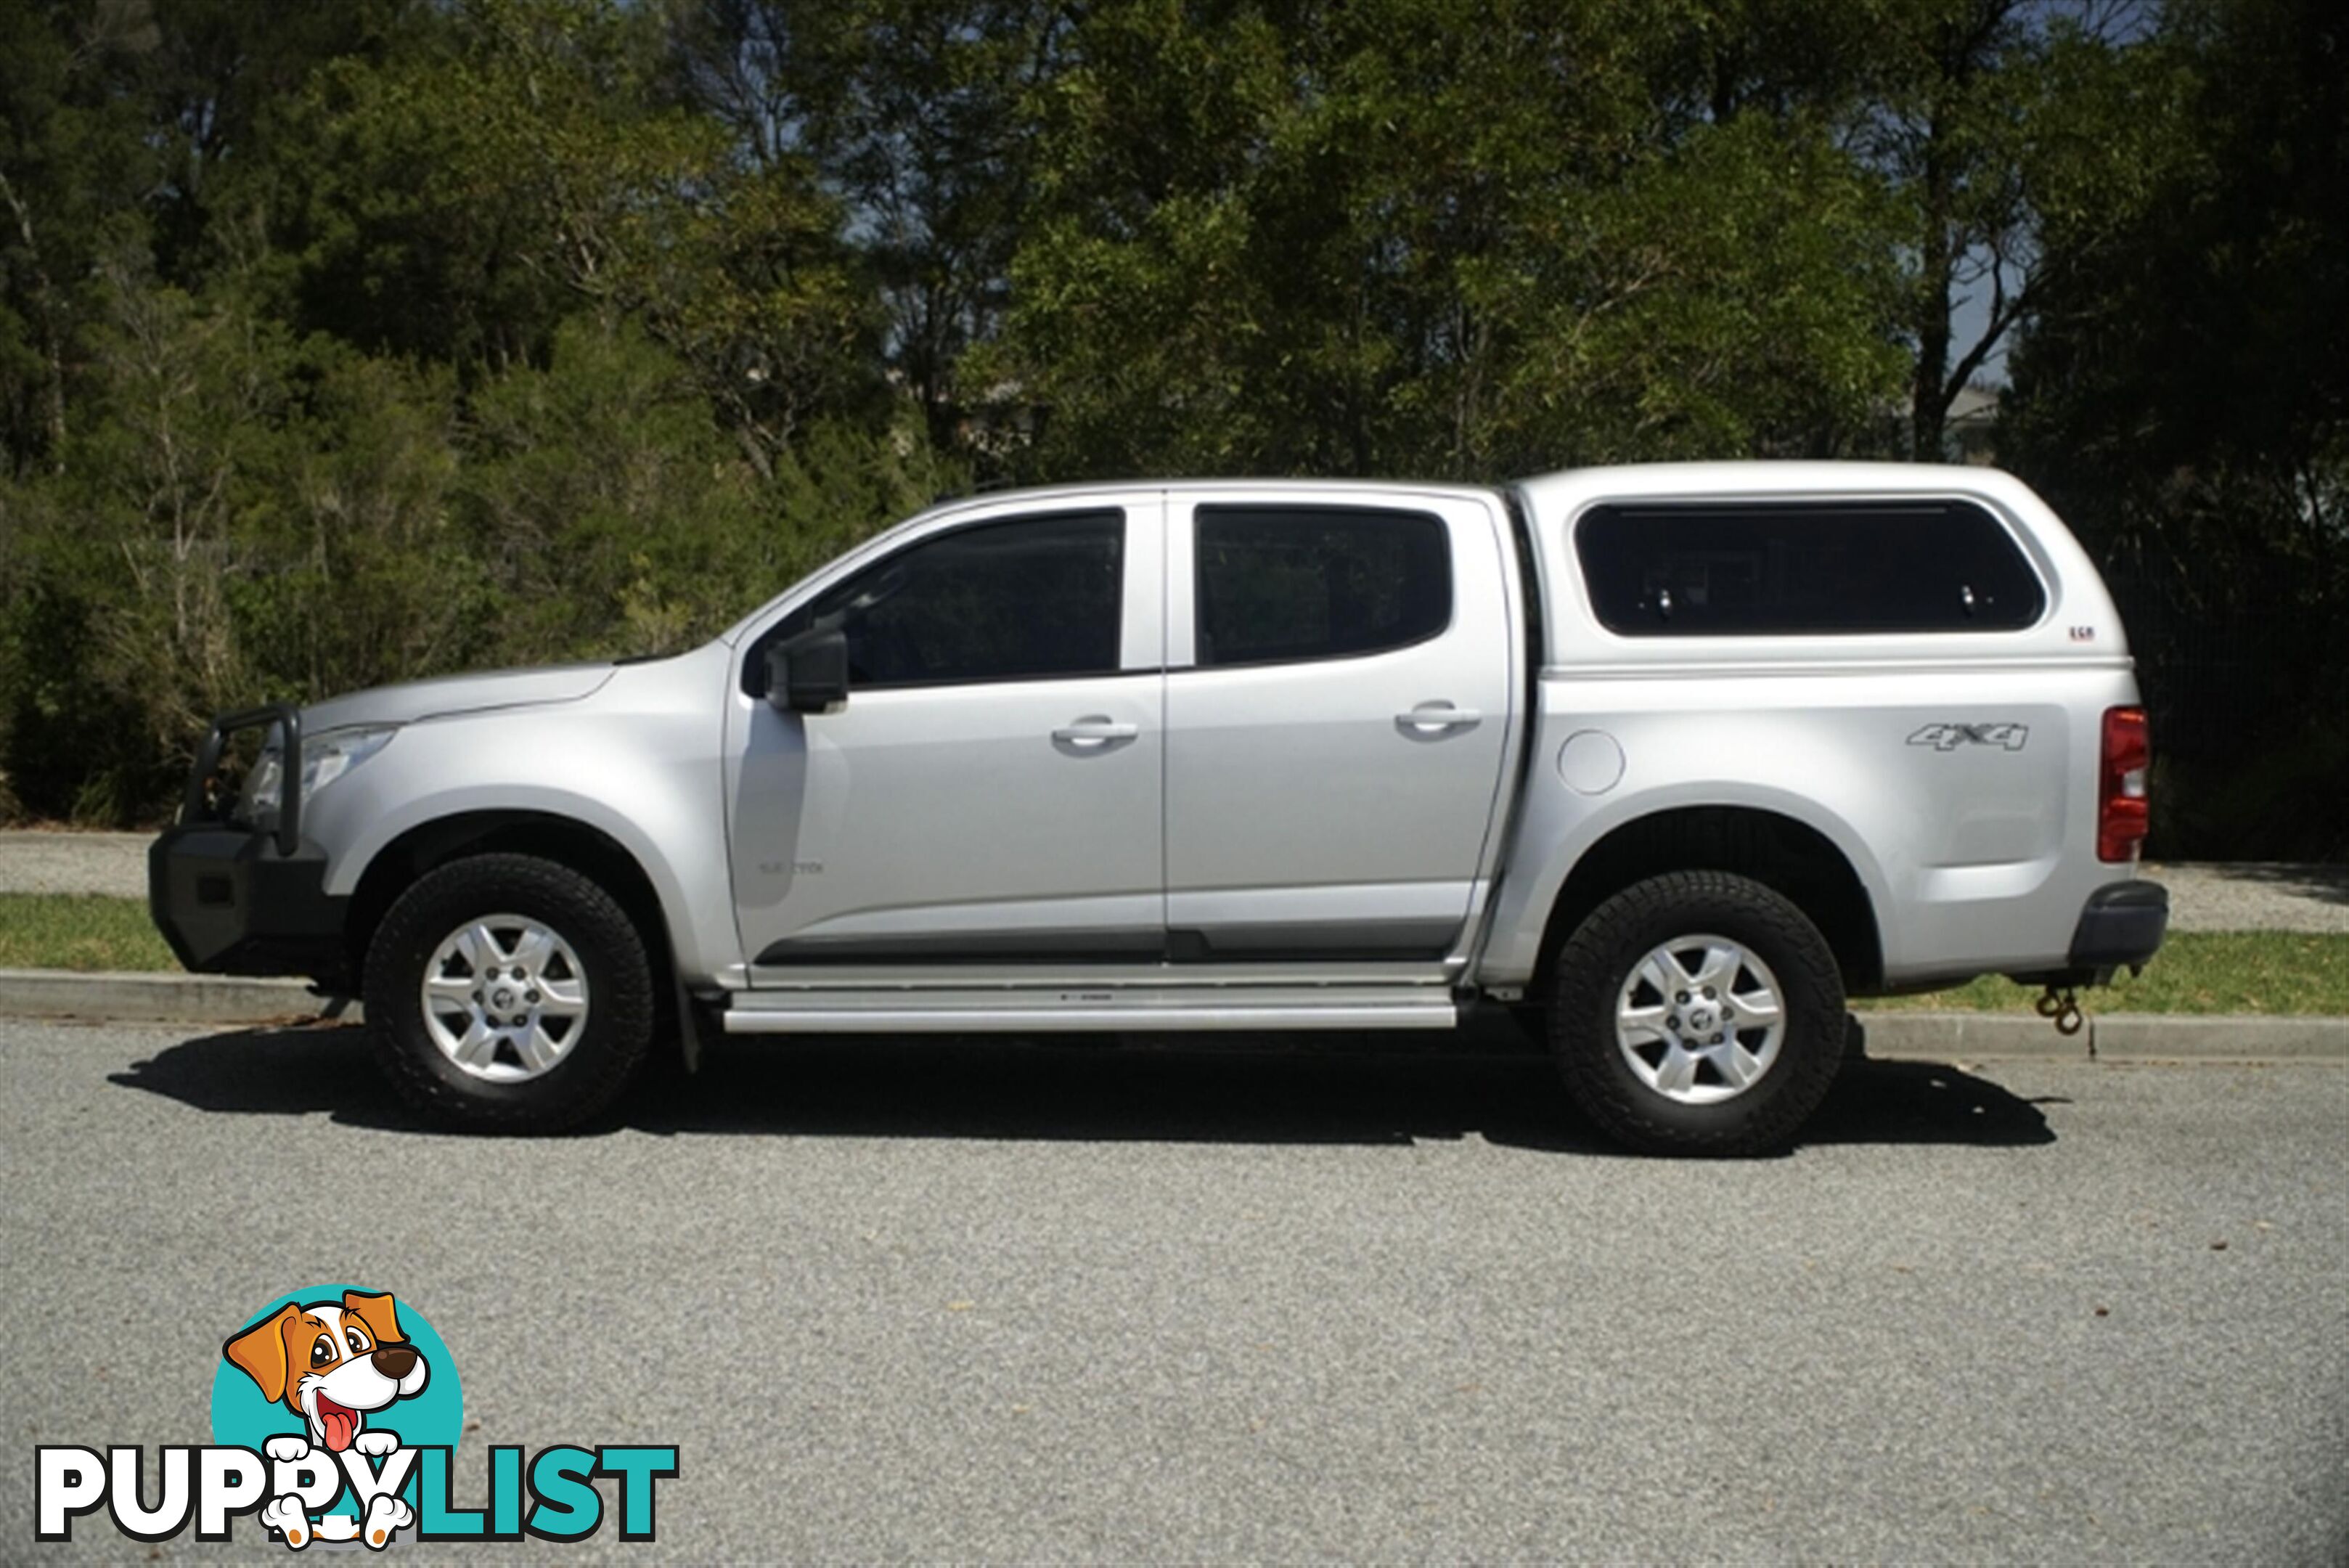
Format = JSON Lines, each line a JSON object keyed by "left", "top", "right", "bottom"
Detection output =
{"left": 664, "top": 0, "right": 1070, "bottom": 457}
{"left": 454, "top": 314, "right": 775, "bottom": 659}
{"left": 273, "top": 0, "right": 874, "bottom": 461}
{"left": 0, "top": 1, "right": 158, "bottom": 476}
{"left": 2002, "top": 0, "right": 2347, "bottom": 855}
{"left": 0, "top": 0, "right": 414, "bottom": 478}
{"left": 0, "top": 249, "right": 465, "bottom": 818}
{"left": 0, "top": 0, "right": 2325, "bottom": 841}
{"left": 979, "top": 0, "right": 1907, "bottom": 480}
{"left": 1851, "top": 0, "right": 2177, "bottom": 458}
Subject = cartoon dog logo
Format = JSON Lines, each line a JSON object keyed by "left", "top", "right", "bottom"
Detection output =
{"left": 224, "top": 1289, "right": 428, "bottom": 1548}
{"left": 226, "top": 1289, "right": 430, "bottom": 1453}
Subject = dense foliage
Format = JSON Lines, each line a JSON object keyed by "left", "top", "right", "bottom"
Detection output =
{"left": 0, "top": 0, "right": 2339, "bottom": 854}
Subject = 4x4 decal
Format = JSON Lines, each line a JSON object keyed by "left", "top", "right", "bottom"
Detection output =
{"left": 1908, "top": 722, "right": 2030, "bottom": 752}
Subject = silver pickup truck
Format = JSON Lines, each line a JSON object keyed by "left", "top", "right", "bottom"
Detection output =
{"left": 151, "top": 461, "right": 2168, "bottom": 1153}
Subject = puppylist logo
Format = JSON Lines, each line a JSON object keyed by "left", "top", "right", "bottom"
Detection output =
{"left": 36, "top": 1284, "right": 677, "bottom": 1549}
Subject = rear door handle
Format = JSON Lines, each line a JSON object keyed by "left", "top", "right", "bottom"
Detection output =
{"left": 1052, "top": 718, "right": 1140, "bottom": 747}
{"left": 1396, "top": 702, "right": 1482, "bottom": 734}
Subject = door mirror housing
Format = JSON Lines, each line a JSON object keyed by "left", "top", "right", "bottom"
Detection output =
{"left": 764, "top": 628, "right": 849, "bottom": 714}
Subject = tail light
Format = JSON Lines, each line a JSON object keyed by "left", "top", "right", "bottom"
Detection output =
{"left": 2099, "top": 706, "right": 2150, "bottom": 862}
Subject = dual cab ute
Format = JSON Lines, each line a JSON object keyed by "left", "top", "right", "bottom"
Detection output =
{"left": 152, "top": 462, "right": 2168, "bottom": 1153}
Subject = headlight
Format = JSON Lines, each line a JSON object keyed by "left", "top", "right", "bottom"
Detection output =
{"left": 241, "top": 727, "right": 397, "bottom": 819}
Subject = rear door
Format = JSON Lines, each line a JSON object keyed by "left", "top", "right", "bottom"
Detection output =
{"left": 1162, "top": 490, "right": 1516, "bottom": 962}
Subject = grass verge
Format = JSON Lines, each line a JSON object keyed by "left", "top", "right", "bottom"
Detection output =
{"left": 0, "top": 896, "right": 2342, "bottom": 1013}
{"left": 0, "top": 894, "right": 176, "bottom": 972}
{"left": 1858, "top": 931, "right": 2349, "bottom": 1016}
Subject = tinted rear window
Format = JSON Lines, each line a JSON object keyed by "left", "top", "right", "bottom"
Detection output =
{"left": 1575, "top": 500, "right": 2045, "bottom": 636}
{"left": 1196, "top": 505, "right": 1451, "bottom": 666}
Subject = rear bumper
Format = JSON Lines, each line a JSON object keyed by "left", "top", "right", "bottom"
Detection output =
{"left": 148, "top": 825, "right": 349, "bottom": 986}
{"left": 2067, "top": 878, "right": 2169, "bottom": 973}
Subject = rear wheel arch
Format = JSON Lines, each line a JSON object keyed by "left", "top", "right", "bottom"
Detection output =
{"left": 1530, "top": 804, "right": 1884, "bottom": 1000}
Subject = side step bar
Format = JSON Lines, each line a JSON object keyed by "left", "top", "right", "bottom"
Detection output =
{"left": 720, "top": 984, "right": 1464, "bottom": 1035}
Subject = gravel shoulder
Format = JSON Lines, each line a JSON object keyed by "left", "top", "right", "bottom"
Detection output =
{"left": 2144, "top": 860, "right": 2349, "bottom": 932}
{"left": 0, "top": 831, "right": 151, "bottom": 897}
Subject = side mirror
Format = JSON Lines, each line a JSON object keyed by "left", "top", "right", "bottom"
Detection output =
{"left": 764, "top": 628, "right": 849, "bottom": 714}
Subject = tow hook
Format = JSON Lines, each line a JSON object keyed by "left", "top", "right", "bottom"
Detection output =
{"left": 2035, "top": 984, "right": 2085, "bottom": 1038}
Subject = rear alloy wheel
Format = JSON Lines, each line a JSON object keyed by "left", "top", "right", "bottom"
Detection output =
{"left": 1552, "top": 871, "right": 1845, "bottom": 1156}
{"left": 366, "top": 854, "right": 653, "bottom": 1132}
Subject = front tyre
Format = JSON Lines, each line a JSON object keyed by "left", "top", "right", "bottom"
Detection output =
{"left": 1551, "top": 871, "right": 1845, "bottom": 1156}
{"left": 365, "top": 853, "right": 653, "bottom": 1132}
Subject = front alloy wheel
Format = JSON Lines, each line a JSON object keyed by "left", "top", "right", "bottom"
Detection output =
{"left": 420, "top": 915, "right": 592, "bottom": 1082}
{"left": 367, "top": 854, "right": 653, "bottom": 1132}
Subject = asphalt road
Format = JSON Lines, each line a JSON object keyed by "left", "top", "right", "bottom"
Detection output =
{"left": 4, "top": 1020, "right": 2345, "bottom": 1563}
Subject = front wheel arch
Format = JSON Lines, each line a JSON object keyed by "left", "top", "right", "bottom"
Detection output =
{"left": 343, "top": 810, "right": 675, "bottom": 1007}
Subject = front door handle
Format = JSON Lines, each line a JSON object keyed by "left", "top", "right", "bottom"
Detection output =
{"left": 1396, "top": 701, "right": 1482, "bottom": 735}
{"left": 1052, "top": 717, "right": 1140, "bottom": 748}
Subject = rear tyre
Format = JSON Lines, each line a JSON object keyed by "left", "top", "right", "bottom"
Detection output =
{"left": 1551, "top": 870, "right": 1845, "bottom": 1156}
{"left": 365, "top": 853, "right": 653, "bottom": 1132}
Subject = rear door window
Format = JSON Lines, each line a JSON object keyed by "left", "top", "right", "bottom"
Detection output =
{"left": 1194, "top": 505, "right": 1451, "bottom": 666}
{"left": 1574, "top": 500, "right": 2045, "bottom": 635}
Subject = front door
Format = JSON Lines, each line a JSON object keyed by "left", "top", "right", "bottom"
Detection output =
{"left": 729, "top": 499, "right": 1165, "bottom": 971}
